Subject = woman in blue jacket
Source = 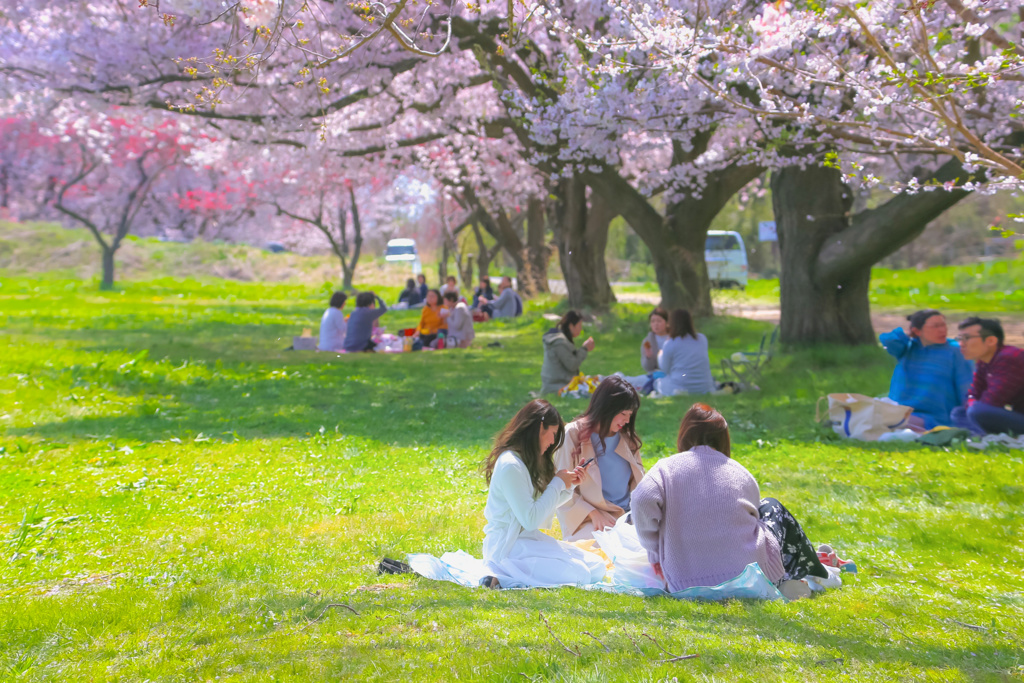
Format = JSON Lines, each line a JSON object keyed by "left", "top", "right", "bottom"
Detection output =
{"left": 879, "top": 309, "right": 973, "bottom": 429}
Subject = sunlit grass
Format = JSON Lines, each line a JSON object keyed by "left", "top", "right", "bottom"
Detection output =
{"left": 0, "top": 274, "right": 1022, "bottom": 681}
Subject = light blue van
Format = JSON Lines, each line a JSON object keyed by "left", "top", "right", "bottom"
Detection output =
{"left": 705, "top": 230, "right": 748, "bottom": 289}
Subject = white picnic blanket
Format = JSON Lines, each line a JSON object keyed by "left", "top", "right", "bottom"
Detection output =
{"left": 408, "top": 521, "right": 786, "bottom": 601}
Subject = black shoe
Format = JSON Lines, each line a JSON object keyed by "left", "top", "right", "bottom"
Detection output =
{"left": 377, "top": 557, "right": 412, "bottom": 575}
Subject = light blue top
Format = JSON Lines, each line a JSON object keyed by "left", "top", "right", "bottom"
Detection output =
{"left": 879, "top": 327, "right": 973, "bottom": 429}
{"left": 657, "top": 333, "right": 714, "bottom": 395}
{"left": 591, "top": 432, "right": 631, "bottom": 511}
{"left": 318, "top": 307, "right": 347, "bottom": 351}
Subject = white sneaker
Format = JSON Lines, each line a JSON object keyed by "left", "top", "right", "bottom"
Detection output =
{"left": 806, "top": 566, "right": 843, "bottom": 590}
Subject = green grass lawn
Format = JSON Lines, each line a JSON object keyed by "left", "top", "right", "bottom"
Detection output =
{"left": 2, "top": 272, "right": 1024, "bottom": 681}
{"left": 626, "top": 256, "right": 1024, "bottom": 317}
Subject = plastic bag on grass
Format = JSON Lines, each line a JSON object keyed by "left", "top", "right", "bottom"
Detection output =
{"left": 591, "top": 517, "right": 664, "bottom": 590}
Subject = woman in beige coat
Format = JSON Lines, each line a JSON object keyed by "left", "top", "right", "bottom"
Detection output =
{"left": 554, "top": 376, "right": 645, "bottom": 541}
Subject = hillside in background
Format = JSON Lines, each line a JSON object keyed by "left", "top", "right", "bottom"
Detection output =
{"left": 0, "top": 221, "right": 419, "bottom": 288}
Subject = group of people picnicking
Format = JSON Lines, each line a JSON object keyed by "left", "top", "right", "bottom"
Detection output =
{"left": 478, "top": 379, "right": 840, "bottom": 599}
{"left": 881, "top": 310, "right": 1024, "bottom": 436}
{"left": 541, "top": 304, "right": 1024, "bottom": 437}
{"left": 541, "top": 307, "right": 714, "bottom": 397}
{"left": 323, "top": 296, "right": 1024, "bottom": 597}
{"left": 317, "top": 273, "right": 523, "bottom": 354}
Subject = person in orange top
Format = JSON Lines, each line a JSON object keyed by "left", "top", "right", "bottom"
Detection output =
{"left": 417, "top": 289, "right": 448, "bottom": 348}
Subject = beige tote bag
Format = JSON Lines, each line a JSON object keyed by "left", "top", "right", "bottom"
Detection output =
{"left": 817, "top": 393, "right": 914, "bottom": 441}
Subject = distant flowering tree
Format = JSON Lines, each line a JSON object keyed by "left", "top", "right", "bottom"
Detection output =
{"left": 45, "top": 110, "right": 197, "bottom": 289}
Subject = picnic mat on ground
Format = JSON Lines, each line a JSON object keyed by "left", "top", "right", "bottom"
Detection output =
{"left": 406, "top": 551, "right": 785, "bottom": 601}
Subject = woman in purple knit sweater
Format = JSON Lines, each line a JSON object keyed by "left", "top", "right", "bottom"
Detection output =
{"left": 631, "top": 403, "right": 830, "bottom": 599}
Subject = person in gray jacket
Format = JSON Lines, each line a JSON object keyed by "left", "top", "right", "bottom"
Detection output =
{"left": 541, "top": 310, "right": 595, "bottom": 394}
{"left": 443, "top": 291, "right": 475, "bottom": 348}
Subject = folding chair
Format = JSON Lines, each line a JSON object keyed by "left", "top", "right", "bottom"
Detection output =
{"left": 720, "top": 326, "right": 778, "bottom": 391}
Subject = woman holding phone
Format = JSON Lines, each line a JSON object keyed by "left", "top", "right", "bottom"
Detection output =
{"left": 480, "top": 400, "right": 607, "bottom": 588}
{"left": 553, "top": 376, "right": 645, "bottom": 542}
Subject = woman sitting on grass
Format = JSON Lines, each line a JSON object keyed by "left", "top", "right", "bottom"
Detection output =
{"left": 480, "top": 400, "right": 607, "bottom": 589}
{"left": 631, "top": 403, "right": 832, "bottom": 600}
{"left": 654, "top": 309, "right": 714, "bottom": 396}
{"left": 879, "top": 308, "right": 973, "bottom": 429}
{"left": 342, "top": 291, "right": 387, "bottom": 353}
{"left": 443, "top": 291, "right": 475, "bottom": 348}
{"left": 416, "top": 289, "right": 448, "bottom": 348}
{"left": 540, "top": 310, "right": 595, "bottom": 394}
{"left": 641, "top": 306, "right": 671, "bottom": 374}
{"left": 554, "top": 376, "right": 645, "bottom": 541}
{"left": 397, "top": 278, "right": 422, "bottom": 308}
{"left": 317, "top": 291, "right": 348, "bottom": 352}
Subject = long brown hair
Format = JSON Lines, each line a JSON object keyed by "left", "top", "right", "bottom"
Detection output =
{"left": 482, "top": 400, "right": 565, "bottom": 495}
{"left": 677, "top": 403, "right": 731, "bottom": 457}
{"left": 669, "top": 308, "right": 697, "bottom": 340}
{"left": 572, "top": 375, "right": 642, "bottom": 460}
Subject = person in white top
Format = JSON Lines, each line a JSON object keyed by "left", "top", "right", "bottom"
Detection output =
{"left": 480, "top": 400, "right": 607, "bottom": 589}
{"left": 317, "top": 291, "right": 348, "bottom": 352}
{"left": 439, "top": 275, "right": 461, "bottom": 298}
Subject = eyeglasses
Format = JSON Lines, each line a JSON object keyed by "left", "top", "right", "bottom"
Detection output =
{"left": 956, "top": 334, "right": 984, "bottom": 342}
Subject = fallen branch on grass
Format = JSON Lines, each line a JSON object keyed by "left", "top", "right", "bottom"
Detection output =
{"left": 945, "top": 618, "right": 988, "bottom": 632}
{"left": 314, "top": 603, "right": 360, "bottom": 620}
{"left": 623, "top": 625, "right": 699, "bottom": 663}
{"left": 582, "top": 631, "right": 610, "bottom": 653}
{"left": 539, "top": 611, "right": 581, "bottom": 656}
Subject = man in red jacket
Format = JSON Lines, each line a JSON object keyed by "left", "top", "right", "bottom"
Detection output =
{"left": 952, "top": 317, "right": 1024, "bottom": 435}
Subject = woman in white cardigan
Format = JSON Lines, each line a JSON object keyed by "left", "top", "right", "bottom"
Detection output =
{"left": 554, "top": 376, "right": 645, "bottom": 541}
{"left": 480, "top": 400, "right": 607, "bottom": 588}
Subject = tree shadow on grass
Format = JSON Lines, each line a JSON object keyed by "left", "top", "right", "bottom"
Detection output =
{"left": 6, "top": 313, "right": 905, "bottom": 454}
{"left": 6, "top": 318, "right": 555, "bottom": 446}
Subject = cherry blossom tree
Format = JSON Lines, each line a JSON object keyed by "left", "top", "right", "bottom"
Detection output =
{"left": 42, "top": 109, "right": 197, "bottom": 289}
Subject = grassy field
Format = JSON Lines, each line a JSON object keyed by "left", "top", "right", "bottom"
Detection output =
{"left": 619, "top": 257, "right": 1024, "bottom": 317}
{"left": 2, "top": 234, "right": 1024, "bottom": 680}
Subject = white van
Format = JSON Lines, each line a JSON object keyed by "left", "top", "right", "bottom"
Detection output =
{"left": 384, "top": 238, "right": 422, "bottom": 275}
{"left": 705, "top": 230, "right": 748, "bottom": 289}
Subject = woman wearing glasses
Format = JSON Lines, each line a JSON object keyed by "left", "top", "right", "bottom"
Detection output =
{"left": 879, "top": 309, "right": 973, "bottom": 429}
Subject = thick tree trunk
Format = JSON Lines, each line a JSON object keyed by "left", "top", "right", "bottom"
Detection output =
{"left": 554, "top": 176, "right": 616, "bottom": 311}
{"left": 586, "top": 163, "right": 760, "bottom": 316}
{"left": 100, "top": 246, "right": 116, "bottom": 290}
{"left": 472, "top": 222, "right": 492, "bottom": 278}
{"left": 773, "top": 158, "right": 971, "bottom": 345}
{"left": 438, "top": 239, "right": 449, "bottom": 284}
{"left": 521, "top": 198, "right": 550, "bottom": 295}
{"left": 772, "top": 165, "right": 874, "bottom": 345}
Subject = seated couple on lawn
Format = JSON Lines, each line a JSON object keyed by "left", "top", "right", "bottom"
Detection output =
{"left": 479, "top": 376, "right": 836, "bottom": 599}
{"left": 473, "top": 276, "right": 523, "bottom": 321}
{"left": 414, "top": 289, "right": 475, "bottom": 349}
{"left": 318, "top": 290, "right": 388, "bottom": 353}
{"left": 881, "top": 310, "right": 1024, "bottom": 435}
{"left": 623, "top": 307, "right": 714, "bottom": 397}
